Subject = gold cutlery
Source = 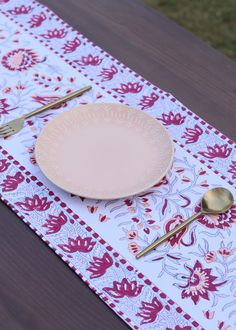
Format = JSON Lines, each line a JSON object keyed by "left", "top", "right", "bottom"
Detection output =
{"left": 136, "top": 187, "right": 234, "bottom": 259}
{"left": 0, "top": 85, "right": 92, "bottom": 138}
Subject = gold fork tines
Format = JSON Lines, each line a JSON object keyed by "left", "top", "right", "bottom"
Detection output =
{"left": 0, "top": 86, "right": 92, "bottom": 138}
{"left": 0, "top": 118, "right": 23, "bottom": 138}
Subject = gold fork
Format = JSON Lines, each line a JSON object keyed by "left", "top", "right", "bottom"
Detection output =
{"left": 0, "top": 85, "right": 92, "bottom": 138}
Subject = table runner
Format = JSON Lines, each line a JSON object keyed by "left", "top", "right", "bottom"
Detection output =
{"left": 0, "top": 1, "right": 235, "bottom": 329}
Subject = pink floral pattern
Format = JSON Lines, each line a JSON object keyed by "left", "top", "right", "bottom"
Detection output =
{"left": 113, "top": 82, "right": 143, "bottom": 94}
{"left": 126, "top": 230, "right": 138, "bottom": 240}
{"left": 196, "top": 204, "right": 236, "bottom": 229}
{"left": 136, "top": 297, "right": 163, "bottom": 325}
{"left": 1, "top": 48, "right": 40, "bottom": 71}
{"left": 27, "top": 145, "right": 36, "bottom": 165}
{"left": 199, "top": 144, "right": 232, "bottom": 159}
{"left": 218, "top": 321, "right": 231, "bottom": 330}
{"left": 75, "top": 54, "right": 103, "bottom": 66}
{"left": 203, "top": 309, "right": 215, "bottom": 319}
{"left": 28, "top": 11, "right": 46, "bottom": 28}
{"left": 128, "top": 242, "right": 140, "bottom": 254}
{"left": 104, "top": 278, "right": 143, "bottom": 298}
{"left": 87, "top": 252, "right": 113, "bottom": 279}
{"left": 0, "top": 171, "right": 24, "bottom": 192}
{"left": 182, "top": 124, "right": 203, "bottom": 144}
{"left": 164, "top": 214, "right": 194, "bottom": 247}
{"left": 62, "top": 36, "right": 81, "bottom": 53}
{"left": 98, "top": 65, "right": 118, "bottom": 82}
{"left": 139, "top": 92, "right": 159, "bottom": 110}
{"left": 87, "top": 205, "right": 98, "bottom": 214}
{"left": 16, "top": 194, "right": 52, "bottom": 211}
{"left": 204, "top": 251, "right": 217, "bottom": 263}
{"left": 218, "top": 248, "right": 233, "bottom": 257}
{"left": 0, "top": 98, "right": 16, "bottom": 115}
{"left": 0, "top": 159, "right": 10, "bottom": 172}
{"left": 8, "top": 5, "right": 33, "bottom": 15}
{"left": 228, "top": 161, "right": 236, "bottom": 179}
{"left": 99, "top": 214, "right": 110, "bottom": 222}
{"left": 158, "top": 111, "right": 186, "bottom": 126}
{"left": 58, "top": 235, "right": 96, "bottom": 253}
{"left": 41, "top": 28, "right": 67, "bottom": 39}
{"left": 178, "top": 260, "right": 226, "bottom": 305}
{"left": 42, "top": 211, "right": 67, "bottom": 234}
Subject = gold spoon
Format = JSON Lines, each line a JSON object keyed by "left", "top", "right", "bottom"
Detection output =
{"left": 136, "top": 187, "right": 234, "bottom": 260}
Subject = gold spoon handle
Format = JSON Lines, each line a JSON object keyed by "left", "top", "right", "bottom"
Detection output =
{"left": 23, "top": 86, "right": 92, "bottom": 119}
{"left": 136, "top": 211, "right": 202, "bottom": 259}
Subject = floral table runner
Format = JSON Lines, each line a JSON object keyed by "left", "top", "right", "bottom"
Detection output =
{"left": 0, "top": 1, "right": 235, "bottom": 329}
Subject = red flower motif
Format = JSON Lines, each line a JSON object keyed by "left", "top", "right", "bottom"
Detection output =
{"left": 41, "top": 28, "right": 67, "bottom": 39}
{"left": 58, "top": 235, "right": 96, "bottom": 253}
{"left": 16, "top": 195, "right": 52, "bottom": 212}
{"left": 199, "top": 144, "right": 232, "bottom": 159}
{"left": 28, "top": 12, "right": 46, "bottom": 28}
{"left": 204, "top": 251, "right": 217, "bottom": 263}
{"left": 2, "top": 48, "right": 40, "bottom": 71}
{"left": 165, "top": 215, "right": 194, "bottom": 247}
{"left": 87, "top": 206, "right": 98, "bottom": 213}
{"left": 179, "top": 260, "right": 226, "bottom": 305}
{"left": 75, "top": 54, "right": 103, "bottom": 66}
{"left": 136, "top": 297, "right": 163, "bottom": 325}
{"left": 218, "top": 321, "right": 231, "bottom": 330}
{"left": 128, "top": 242, "right": 140, "bottom": 254}
{"left": 42, "top": 211, "right": 67, "bottom": 234}
{"left": 0, "top": 172, "right": 24, "bottom": 192}
{"left": 27, "top": 145, "right": 36, "bottom": 165}
{"left": 99, "top": 214, "right": 110, "bottom": 222}
{"left": 62, "top": 36, "right": 81, "bottom": 53}
{"left": 3, "top": 87, "right": 12, "bottom": 94}
{"left": 126, "top": 230, "right": 138, "bottom": 240}
{"left": 0, "top": 159, "right": 10, "bottom": 172}
{"left": 124, "top": 198, "right": 133, "bottom": 206}
{"left": 199, "top": 168, "right": 207, "bottom": 175}
{"left": 195, "top": 203, "right": 236, "bottom": 229}
{"left": 113, "top": 82, "right": 143, "bottom": 94}
{"left": 158, "top": 111, "right": 185, "bottom": 126}
{"left": 8, "top": 5, "right": 33, "bottom": 15}
{"left": 0, "top": 98, "right": 16, "bottom": 115}
{"left": 203, "top": 309, "right": 215, "bottom": 319}
{"left": 218, "top": 248, "right": 233, "bottom": 257}
{"left": 87, "top": 252, "right": 113, "bottom": 279}
{"left": 104, "top": 278, "right": 143, "bottom": 298}
{"left": 32, "top": 95, "right": 67, "bottom": 109}
{"left": 139, "top": 92, "right": 159, "bottom": 110}
{"left": 229, "top": 161, "right": 236, "bottom": 179}
{"left": 182, "top": 124, "right": 203, "bottom": 144}
{"left": 98, "top": 65, "right": 118, "bottom": 82}
{"left": 15, "top": 82, "right": 26, "bottom": 90}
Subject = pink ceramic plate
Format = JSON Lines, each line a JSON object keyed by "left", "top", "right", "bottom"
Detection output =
{"left": 35, "top": 103, "right": 174, "bottom": 199}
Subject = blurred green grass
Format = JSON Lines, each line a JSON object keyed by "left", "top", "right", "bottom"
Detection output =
{"left": 145, "top": 0, "right": 236, "bottom": 61}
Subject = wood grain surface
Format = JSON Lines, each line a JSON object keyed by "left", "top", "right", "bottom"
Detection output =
{"left": 1, "top": 0, "right": 236, "bottom": 329}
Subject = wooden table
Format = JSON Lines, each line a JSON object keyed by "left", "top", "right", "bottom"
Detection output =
{"left": 1, "top": 1, "right": 236, "bottom": 329}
